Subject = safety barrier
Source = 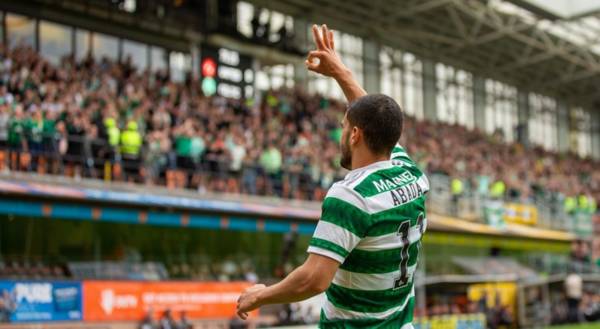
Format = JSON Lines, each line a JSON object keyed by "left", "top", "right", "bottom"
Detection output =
{"left": 2, "top": 134, "right": 596, "bottom": 234}
{"left": 427, "top": 174, "right": 595, "bottom": 236}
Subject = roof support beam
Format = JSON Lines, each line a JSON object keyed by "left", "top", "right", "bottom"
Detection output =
{"left": 246, "top": 0, "right": 600, "bottom": 106}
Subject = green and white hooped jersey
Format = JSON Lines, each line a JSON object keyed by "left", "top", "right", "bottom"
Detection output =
{"left": 308, "top": 144, "right": 428, "bottom": 329}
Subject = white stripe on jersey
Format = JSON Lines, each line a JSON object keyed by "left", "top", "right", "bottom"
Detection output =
{"left": 332, "top": 264, "right": 418, "bottom": 291}
{"left": 338, "top": 161, "right": 395, "bottom": 190}
{"left": 326, "top": 184, "right": 370, "bottom": 213}
{"left": 356, "top": 219, "right": 426, "bottom": 251}
{"left": 322, "top": 287, "right": 415, "bottom": 320}
{"left": 363, "top": 175, "right": 430, "bottom": 214}
{"left": 307, "top": 246, "right": 346, "bottom": 264}
{"left": 313, "top": 220, "right": 361, "bottom": 253}
{"left": 391, "top": 151, "right": 408, "bottom": 159}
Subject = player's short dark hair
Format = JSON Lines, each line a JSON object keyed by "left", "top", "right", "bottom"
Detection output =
{"left": 346, "top": 94, "right": 403, "bottom": 155}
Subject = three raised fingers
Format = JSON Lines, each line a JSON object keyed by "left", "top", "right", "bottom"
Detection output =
{"left": 312, "top": 25, "right": 326, "bottom": 50}
{"left": 312, "top": 24, "right": 335, "bottom": 50}
{"left": 322, "top": 25, "right": 330, "bottom": 50}
{"left": 328, "top": 30, "right": 334, "bottom": 49}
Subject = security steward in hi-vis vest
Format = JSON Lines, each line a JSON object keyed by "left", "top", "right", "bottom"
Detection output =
{"left": 120, "top": 121, "right": 142, "bottom": 180}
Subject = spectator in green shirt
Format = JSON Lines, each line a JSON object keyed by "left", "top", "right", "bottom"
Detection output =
{"left": 144, "top": 128, "right": 171, "bottom": 185}
{"left": 24, "top": 109, "right": 45, "bottom": 171}
{"left": 7, "top": 106, "right": 26, "bottom": 170}
{"left": 330, "top": 127, "right": 342, "bottom": 144}
{"left": 175, "top": 134, "right": 193, "bottom": 158}
{"left": 174, "top": 119, "right": 204, "bottom": 170}
{"left": 8, "top": 106, "right": 25, "bottom": 151}
{"left": 42, "top": 111, "right": 57, "bottom": 152}
{"left": 25, "top": 109, "right": 44, "bottom": 151}
{"left": 42, "top": 110, "right": 62, "bottom": 174}
{"left": 0, "top": 103, "right": 9, "bottom": 149}
{"left": 259, "top": 143, "right": 282, "bottom": 175}
{"left": 189, "top": 134, "right": 205, "bottom": 163}
{"left": 259, "top": 142, "right": 282, "bottom": 196}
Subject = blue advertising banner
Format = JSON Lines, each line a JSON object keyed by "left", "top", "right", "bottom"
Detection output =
{"left": 0, "top": 281, "right": 82, "bottom": 323}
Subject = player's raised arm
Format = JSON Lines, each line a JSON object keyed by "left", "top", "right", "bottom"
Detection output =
{"left": 306, "top": 24, "right": 367, "bottom": 102}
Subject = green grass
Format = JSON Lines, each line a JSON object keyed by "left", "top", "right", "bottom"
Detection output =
{"left": 546, "top": 323, "right": 600, "bottom": 329}
{"left": 265, "top": 323, "right": 600, "bottom": 329}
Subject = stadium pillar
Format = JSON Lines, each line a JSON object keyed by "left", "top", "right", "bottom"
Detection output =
{"left": 556, "top": 101, "right": 570, "bottom": 153}
{"left": 294, "top": 63, "right": 309, "bottom": 90}
{"left": 472, "top": 76, "right": 486, "bottom": 131}
{"left": 191, "top": 43, "right": 200, "bottom": 81}
{"left": 591, "top": 108, "right": 600, "bottom": 159}
{"left": 517, "top": 91, "right": 530, "bottom": 147}
{"left": 363, "top": 40, "right": 380, "bottom": 94}
{"left": 422, "top": 60, "right": 437, "bottom": 122}
{"left": 293, "top": 18, "right": 309, "bottom": 90}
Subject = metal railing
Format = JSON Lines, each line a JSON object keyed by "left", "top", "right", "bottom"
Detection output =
{"left": 0, "top": 133, "right": 342, "bottom": 201}
{"left": 2, "top": 133, "right": 596, "bottom": 234}
{"left": 426, "top": 174, "right": 595, "bottom": 234}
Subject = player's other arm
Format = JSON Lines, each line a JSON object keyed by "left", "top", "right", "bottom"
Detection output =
{"left": 236, "top": 253, "right": 339, "bottom": 319}
{"left": 236, "top": 185, "right": 365, "bottom": 320}
{"left": 306, "top": 24, "right": 366, "bottom": 103}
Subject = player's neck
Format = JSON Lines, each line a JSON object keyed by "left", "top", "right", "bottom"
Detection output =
{"left": 351, "top": 152, "right": 389, "bottom": 171}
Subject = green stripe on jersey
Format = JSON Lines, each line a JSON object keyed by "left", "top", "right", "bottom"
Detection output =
{"left": 321, "top": 197, "right": 370, "bottom": 237}
{"left": 367, "top": 198, "right": 427, "bottom": 236}
{"left": 326, "top": 283, "right": 413, "bottom": 313}
{"left": 320, "top": 297, "right": 415, "bottom": 329}
{"left": 341, "top": 242, "right": 420, "bottom": 273}
{"left": 391, "top": 144, "right": 416, "bottom": 166}
{"left": 311, "top": 150, "right": 427, "bottom": 328}
{"left": 353, "top": 165, "right": 425, "bottom": 198}
{"left": 309, "top": 237, "right": 349, "bottom": 258}
{"left": 391, "top": 145, "right": 407, "bottom": 156}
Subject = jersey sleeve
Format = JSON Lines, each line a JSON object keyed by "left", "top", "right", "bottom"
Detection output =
{"left": 391, "top": 143, "right": 416, "bottom": 166}
{"left": 307, "top": 184, "right": 369, "bottom": 263}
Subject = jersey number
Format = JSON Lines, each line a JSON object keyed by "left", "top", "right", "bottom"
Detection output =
{"left": 393, "top": 213, "right": 424, "bottom": 290}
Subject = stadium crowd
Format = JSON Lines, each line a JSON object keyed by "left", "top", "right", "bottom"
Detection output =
{"left": 0, "top": 43, "right": 598, "bottom": 213}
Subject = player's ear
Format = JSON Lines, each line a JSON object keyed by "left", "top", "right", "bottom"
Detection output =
{"left": 350, "top": 126, "right": 361, "bottom": 146}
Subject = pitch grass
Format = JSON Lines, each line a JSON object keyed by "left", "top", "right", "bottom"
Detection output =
{"left": 546, "top": 323, "right": 600, "bottom": 329}
{"left": 266, "top": 321, "right": 600, "bottom": 328}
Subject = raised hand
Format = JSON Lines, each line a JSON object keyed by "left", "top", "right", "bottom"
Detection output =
{"left": 305, "top": 24, "right": 348, "bottom": 79}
